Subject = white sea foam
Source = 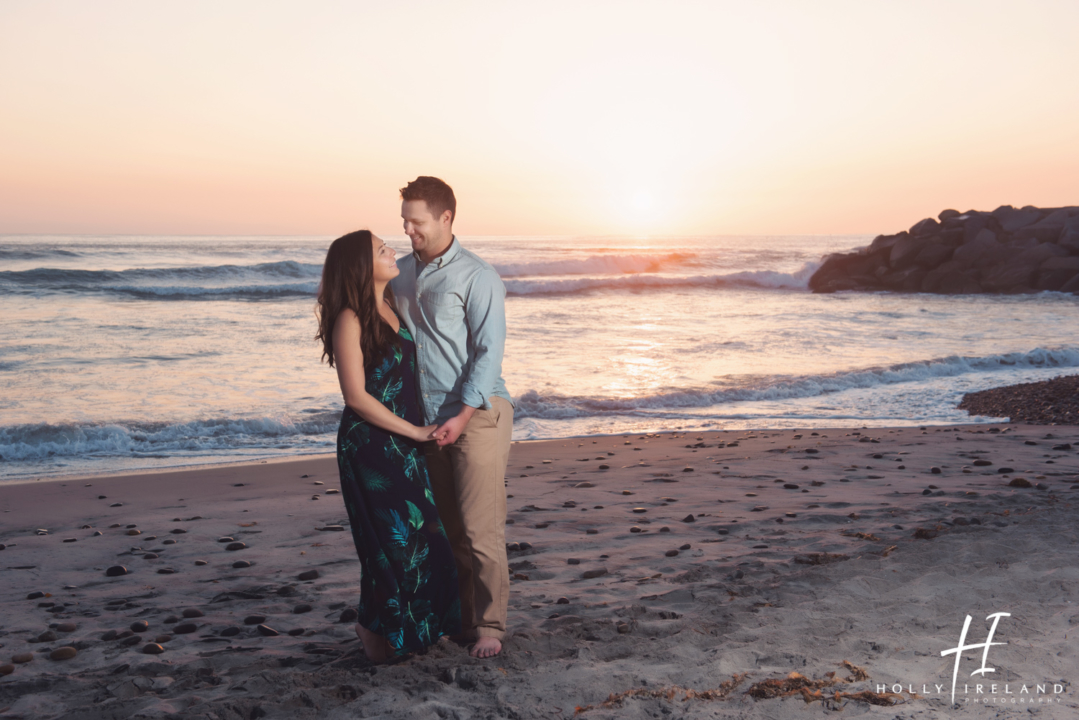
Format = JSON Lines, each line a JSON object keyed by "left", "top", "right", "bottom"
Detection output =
{"left": 504, "top": 261, "right": 820, "bottom": 295}
{"left": 513, "top": 346, "right": 1079, "bottom": 419}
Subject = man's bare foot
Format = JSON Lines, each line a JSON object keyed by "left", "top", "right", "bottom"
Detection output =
{"left": 470, "top": 636, "right": 502, "bottom": 658}
{"left": 355, "top": 623, "right": 388, "bottom": 663}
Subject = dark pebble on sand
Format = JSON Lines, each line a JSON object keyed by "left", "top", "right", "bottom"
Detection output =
{"left": 339, "top": 608, "right": 359, "bottom": 623}
{"left": 679, "top": 543, "right": 691, "bottom": 550}
{"left": 105, "top": 566, "right": 128, "bottom": 577}
{"left": 277, "top": 585, "right": 298, "bottom": 597}
{"left": 56, "top": 622, "right": 77, "bottom": 632}
{"left": 930, "top": 467, "right": 942, "bottom": 474}
{"left": 226, "top": 542, "right": 246, "bottom": 551}
{"left": 120, "top": 635, "right": 142, "bottom": 647}
{"left": 170, "top": 529, "right": 186, "bottom": 534}
{"left": 616, "top": 623, "right": 630, "bottom": 634}
{"left": 581, "top": 568, "right": 608, "bottom": 579}
{"left": 157, "top": 568, "right": 176, "bottom": 575}
{"left": 27, "top": 591, "right": 45, "bottom": 600}
{"left": 298, "top": 569, "right": 319, "bottom": 581}
{"left": 182, "top": 608, "right": 204, "bottom": 618}
{"left": 632, "top": 508, "right": 647, "bottom": 514}
{"left": 130, "top": 621, "right": 149, "bottom": 633}
{"left": 922, "top": 489, "right": 933, "bottom": 495}
{"left": 293, "top": 603, "right": 312, "bottom": 614}
{"left": 586, "top": 529, "right": 598, "bottom": 534}
{"left": 109, "top": 503, "right": 122, "bottom": 507}
{"left": 257, "top": 624, "right": 278, "bottom": 637}
{"left": 998, "top": 467, "right": 1015, "bottom": 474}
{"left": 101, "top": 630, "right": 118, "bottom": 641}
{"left": 142, "top": 643, "right": 165, "bottom": 654}
{"left": 681, "top": 514, "right": 695, "bottom": 523}
{"left": 49, "top": 647, "right": 77, "bottom": 661}
{"left": 288, "top": 627, "right": 305, "bottom": 636}
{"left": 506, "top": 542, "right": 520, "bottom": 551}
{"left": 556, "top": 597, "right": 569, "bottom": 605}
{"left": 194, "top": 560, "right": 208, "bottom": 566}
{"left": 629, "top": 526, "right": 642, "bottom": 533}
{"left": 683, "top": 467, "right": 694, "bottom": 472}
{"left": 244, "top": 615, "right": 267, "bottom": 625}
{"left": 1008, "top": 478, "right": 1033, "bottom": 488}
{"left": 567, "top": 558, "right": 581, "bottom": 565}
{"left": 173, "top": 623, "right": 198, "bottom": 634}
{"left": 665, "top": 549, "right": 680, "bottom": 557}
{"left": 751, "top": 506, "right": 768, "bottom": 512}
{"left": 599, "top": 464, "right": 610, "bottom": 470}
{"left": 37, "top": 630, "right": 58, "bottom": 642}
{"left": 12, "top": 653, "right": 33, "bottom": 664}
{"left": 318, "top": 525, "right": 345, "bottom": 532}
{"left": 154, "top": 634, "right": 172, "bottom": 643}
{"left": 218, "top": 537, "right": 235, "bottom": 543}
{"left": 973, "top": 459, "right": 992, "bottom": 466}
{"left": 518, "top": 542, "right": 533, "bottom": 550}
{"left": 232, "top": 560, "right": 251, "bottom": 569}
{"left": 162, "top": 539, "right": 176, "bottom": 545}
{"left": 0, "top": 664, "right": 13, "bottom": 676}
{"left": 142, "top": 553, "right": 159, "bottom": 560}
{"left": 164, "top": 616, "right": 178, "bottom": 624}
{"left": 220, "top": 626, "right": 241, "bottom": 637}
{"left": 62, "top": 538, "right": 77, "bottom": 543}
{"left": 126, "top": 529, "right": 141, "bottom": 536}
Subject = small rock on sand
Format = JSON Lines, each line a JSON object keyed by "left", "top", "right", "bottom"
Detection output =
{"left": 142, "top": 643, "right": 165, "bottom": 654}
{"left": 182, "top": 608, "right": 204, "bottom": 618}
{"left": 130, "top": 621, "right": 149, "bottom": 633}
{"left": 154, "top": 635, "right": 172, "bottom": 643}
{"left": 0, "top": 664, "right": 14, "bottom": 676}
{"left": 338, "top": 608, "right": 359, "bottom": 624}
{"left": 170, "top": 528, "right": 187, "bottom": 534}
{"left": 56, "top": 622, "right": 76, "bottom": 633}
{"left": 12, "top": 653, "right": 33, "bottom": 664}
{"left": 110, "top": 503, "right": 123, "bottom": 507}
{"left": 233, "top": 560, "right": 252, "bottom": 568}
{"left": 244, "top": 615, "right": 267, "bottom": 625}
{"left": 27, "top": 591, "right": 46, "bottom": 600}
{"left": 226, "top": 542, "right": 246, "bottom": 551}
{"left": 49, "top": 647, "right": 77, "bottom": 661}
{"left": 173, "top": 623, "right": 198, "bottom": 634}
{"left": 256, "top": 624, "right": 278, "bottom": 637}
{"left": 581, "top": 568, "right": 608, "bottom": 579}
{"left": 194, "top": 560, "right": 208, "bottom": 566}
{"left": 288, "top": 628, "right": 305, "bottom": 636}
{"left": 293, "top": 603, "right": 312, "bottom": 614}
{"left": 105, "top": 566, "right": 128, "bottom": 577}
{"left": 665, "top": 549, "right": 680, "bottom": 557}
{"left": 126, "top": 529, "right": 141, "bottom": 536}
{"left": 298, "top": 569, "right": 319, "bottom": 581}
{"left": 220, "top": 627, "right": 241, "bottom": 637}
{"left": 682, "top": 514, "right": 695, "bottom": 522}
{"left": 142, "top": 553, "right": 159, "bottom": 560}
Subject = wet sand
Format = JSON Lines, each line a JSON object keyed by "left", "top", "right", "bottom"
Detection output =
{"left": 1, "top": 425, "right": 1077, "bottom": 719}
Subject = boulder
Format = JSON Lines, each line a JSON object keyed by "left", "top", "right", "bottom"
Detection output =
{"left": 868, "top": 234, "right": 903, "bottom": 254}
{"left": 909, "top": 217, "right": 940, "bottom": 236}
{"left": 952, "top": 237, "right": 1001, "bottom": 268}
{"left": 939, "top": 269, "right": 983, "bottom": 294}
{"left": 1035, "top": 256, "right": 1079, "bottom": 291}
{"left": 809, "top": 252, "right": 884, "bottom": 293}
{"left": 879, "top": 266, "right": 926, "bottom": 292}
{"left": 992, "top": 205, "right": 1043, "bottom": 231}
{"left": 921, "top": 261, "right": 965, "bottom": 293}
{"left": 889, "top": 235, "right": 929, "bottom": 270}
{"left": 1058, "top": 216, "right": 1079, "bottom": 253}
{"left": 1013, "top": 243, "right": 1067, "bottom": 266}
{"left": 913, "top": 243, "right": 953, "bottom": 268}
{"left": 962, "top": 215, "right": 1002, "bottom": 244}
{"left": 1061, "top": 274, "right": 1079, "bottom": 293}
{"left": 979, "top": 263, "right": 1038, "bottom": 293}
{"left": 938, "top": 209, "right": 961, "bottom": 221}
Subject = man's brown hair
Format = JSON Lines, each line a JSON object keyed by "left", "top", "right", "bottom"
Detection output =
{"left": 400, "top": 176, "right": 456, "bottom": 223}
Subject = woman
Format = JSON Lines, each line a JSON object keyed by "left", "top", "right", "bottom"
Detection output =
{"left": 316, "top": 229, "right": 461, "bottom": 662}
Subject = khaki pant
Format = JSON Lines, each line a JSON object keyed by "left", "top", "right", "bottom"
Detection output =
{"left": 424, "top": 397, "right": 513, "bottom": 640}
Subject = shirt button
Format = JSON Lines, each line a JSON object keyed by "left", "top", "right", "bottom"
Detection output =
{"left": 420, "top": 369, "right": 425, "bottom": 374}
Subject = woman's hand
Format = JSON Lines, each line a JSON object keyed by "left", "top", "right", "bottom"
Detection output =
{"left": 411, "top": 424, "right": 440, "bottom": 443}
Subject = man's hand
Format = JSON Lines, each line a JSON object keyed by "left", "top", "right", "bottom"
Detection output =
{"left": 434, "top": 406, "right": 477, "bottom": 447}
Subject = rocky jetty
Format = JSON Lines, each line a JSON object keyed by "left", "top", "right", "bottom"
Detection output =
{"left": 809, "top": 205, "right": 1079, "bottom": 294}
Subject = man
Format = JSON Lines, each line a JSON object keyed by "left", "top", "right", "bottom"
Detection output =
{"left": 390, "top": 176, "right": 514, "bottom": 658}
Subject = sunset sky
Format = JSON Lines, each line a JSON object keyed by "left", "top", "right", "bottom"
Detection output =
{"left": 2, "top": 0, "right": 1078, "bottom": 237}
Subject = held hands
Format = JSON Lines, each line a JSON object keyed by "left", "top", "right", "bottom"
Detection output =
{"left": 412, "top": 424, "right": 440, "bottom": 443}
{"left": 432, "top": 414, "right": 469, "bottom": 447}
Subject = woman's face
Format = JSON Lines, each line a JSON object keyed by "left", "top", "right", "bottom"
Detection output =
{"left": 371, "top": 235, "right": 399, "bottom": 282}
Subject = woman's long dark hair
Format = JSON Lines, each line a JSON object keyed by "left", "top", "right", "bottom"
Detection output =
{"left": 316, "top": 230, "right": 400, "bottom": 369}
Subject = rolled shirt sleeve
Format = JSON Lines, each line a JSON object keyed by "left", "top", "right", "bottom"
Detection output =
{"left": 459, "top": 268, "right": 507, "bottom": 410}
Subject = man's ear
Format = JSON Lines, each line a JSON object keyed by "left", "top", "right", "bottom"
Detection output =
{"left": 441, "top": 210, "right": 453, "bottom": 228}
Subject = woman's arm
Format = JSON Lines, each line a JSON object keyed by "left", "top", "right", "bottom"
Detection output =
{"left": 333, "top": 309, "right": 435, "bottom": 442}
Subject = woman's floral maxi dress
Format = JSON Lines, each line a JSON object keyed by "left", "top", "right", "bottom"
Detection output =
{"left": 336, "top": 322, "right": 461, "bottom": 655}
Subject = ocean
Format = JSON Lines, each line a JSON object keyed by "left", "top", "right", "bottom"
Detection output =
{"left": 2, "top": 234, "right": 1078, "bottom": 481}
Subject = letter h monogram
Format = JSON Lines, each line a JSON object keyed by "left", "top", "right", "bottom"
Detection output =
{"left": 941, "top": 612, "right": 1010, "bottom": 704}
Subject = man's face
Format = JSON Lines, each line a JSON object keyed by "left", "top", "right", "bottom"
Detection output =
{"left": 401, "top": 199, "right": 451, "bottom": 259}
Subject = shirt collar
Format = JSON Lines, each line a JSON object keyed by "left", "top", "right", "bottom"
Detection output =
{"left": 414, "top": 235, "right": 460, "bottom": 269}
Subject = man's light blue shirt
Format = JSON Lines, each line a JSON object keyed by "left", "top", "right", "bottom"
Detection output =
{"left": 391, "top": 237, "right": 513, "bottom": 425}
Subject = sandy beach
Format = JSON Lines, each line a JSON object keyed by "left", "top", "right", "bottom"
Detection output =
{"left": 1, "top": 425, "right": 1077, "bottom": 719}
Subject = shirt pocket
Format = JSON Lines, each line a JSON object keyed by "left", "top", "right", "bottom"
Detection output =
{"left": 419, "top": 291, "right": 464, "bottom": 322}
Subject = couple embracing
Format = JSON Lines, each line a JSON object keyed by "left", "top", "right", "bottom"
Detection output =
{"left": 315, "top": 177, "right": 513, "bottom": 662}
